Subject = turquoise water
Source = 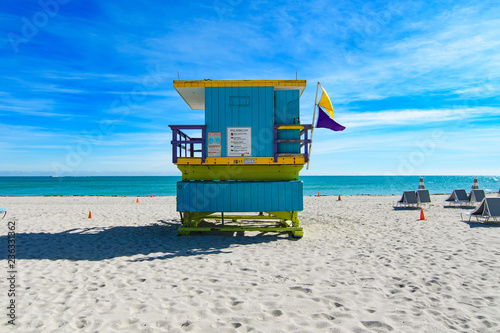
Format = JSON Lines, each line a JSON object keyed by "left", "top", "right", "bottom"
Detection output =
{"left": 0, "top": 176, "right": 499, "bottom": 196}
{"left": 302, "top": 176, "right": 500, "bottom": 196}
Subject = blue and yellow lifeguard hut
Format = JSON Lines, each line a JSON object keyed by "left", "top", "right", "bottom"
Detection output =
{"left": 169, "top": 79, "right": 311, "bottom": 237}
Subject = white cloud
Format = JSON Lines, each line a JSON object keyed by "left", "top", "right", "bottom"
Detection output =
{"left": 343, "top": 107, "right": 500, "bottom": 128}
{"left": 0, "top": 96, "right": 78, "bottom": 117}
{"left": 312, "top": 5, "right": 500, "bottom": 103}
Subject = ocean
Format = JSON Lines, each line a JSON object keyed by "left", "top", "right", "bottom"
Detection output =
{"left": 0, "top": 176, "right": 499, "bottom": 197}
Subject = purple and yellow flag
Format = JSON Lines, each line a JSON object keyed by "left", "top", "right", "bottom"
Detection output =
{"left": 316, "top": 86, "right": 345, "bottom": 131}
{"left": 317, "top": 106, "right": 345, "bottom": 131}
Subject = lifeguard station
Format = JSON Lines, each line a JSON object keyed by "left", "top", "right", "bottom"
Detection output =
{"left": 169, "top": 80, "right": 312, "bottom": 238}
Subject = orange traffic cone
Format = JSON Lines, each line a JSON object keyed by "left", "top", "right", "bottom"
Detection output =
{"left": 420, "top": 209, "right": 426, "bottom": 220}
{"left": 338, "top": 195, "right": 342, "bottom": 201}
{"left": 88, "top": 211, "right": 92, "bottom": 218}
{"left": 136, "top": 198, "right": 139, "bottom": 203}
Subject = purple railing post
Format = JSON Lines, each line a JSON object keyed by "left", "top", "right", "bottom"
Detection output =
{"left": 182, "top": 133, "right": 186, "bottom": 157}
{"left": 304, "top": 126, "right": 309, "bottom": 163}
{"left": 171, "top": 128, "right": 178, "bottom": 163}
{"left": 274, "top": 125, "right": 278, "bottom": 163}
{"left": 201, "top": 126, "right": 206, "bottom": 163}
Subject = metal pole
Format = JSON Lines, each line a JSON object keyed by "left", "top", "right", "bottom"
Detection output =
{"left": 171, "top": 128, "right": 177, "bottom": 163}
{"left": 307, "top": 82, "right": 320, "bottom": 170}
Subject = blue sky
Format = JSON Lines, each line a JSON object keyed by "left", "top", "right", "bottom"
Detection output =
{"left": 1, "top": 0, "right": 499, "bottom": 176}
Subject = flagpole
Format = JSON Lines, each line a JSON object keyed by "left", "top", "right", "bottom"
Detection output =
{"left": 307, "top": 82, "right": 320, "bottom": 170}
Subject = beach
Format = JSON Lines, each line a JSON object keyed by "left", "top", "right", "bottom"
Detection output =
{"left": 1, "top": 194, "right": 499, "bottom": 332}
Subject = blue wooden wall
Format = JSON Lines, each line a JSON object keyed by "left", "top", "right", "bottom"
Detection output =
{"left": 205, "top": 87, "right": 302, "bottom": 157}
{"left": 274, "top": 90, "right": 300, "bottom": 153}
{"left": 205, "top": 87, "right": 275, "bottom": 157}
{"left": 177, "top": 181, "right": 303, "bottom": 212}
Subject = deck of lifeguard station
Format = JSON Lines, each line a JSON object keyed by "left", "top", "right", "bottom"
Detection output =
{"left": 169, "top": 79, "right": 311, "bottom": 237}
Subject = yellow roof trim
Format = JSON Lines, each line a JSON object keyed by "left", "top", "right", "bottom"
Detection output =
{"left": 174, "top": 80, "right": 307, "bottom": 110}
{"left": 174, "top": 80, "right": 306, "bottom": 88}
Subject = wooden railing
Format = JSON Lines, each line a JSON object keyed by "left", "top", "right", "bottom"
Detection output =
{"left": 273, "top": 124, "right": 312, "bottom": 163}
{"left": 168, "top": 125, "right": 206, "bottom": 163}
{"left": 169, "top": 124, "right": 312, "bottom": 164}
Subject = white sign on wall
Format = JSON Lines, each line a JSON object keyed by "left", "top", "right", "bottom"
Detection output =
{"left": 207, "top": 132, "right": 221, "bottom": 157}
{"left": 227, "top": 127, "right": 252, "bottom": 157}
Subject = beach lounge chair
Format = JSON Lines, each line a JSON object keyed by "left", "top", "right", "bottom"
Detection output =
{"left": 393, "top": 191, "right": 420, "bottom": 209}
{"left": 444, "top": 189, "right": 470, "bottom": 207}
{"left": 416, "top": 189, "right": 431, "bottom": 204}
{"left": 0, "top": 208, "right": 6, "bottom": 219}
{"left": 469, "top": 189, "right": 485, "bottom": 203}
{"left": 461, "top": 197, "right": 500, "bottom": 223}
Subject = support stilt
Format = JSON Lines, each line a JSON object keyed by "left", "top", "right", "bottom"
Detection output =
{"left": 177, "top": 211, "right": 302, "bottom": 238}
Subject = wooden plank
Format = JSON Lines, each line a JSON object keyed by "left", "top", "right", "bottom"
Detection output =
{"left": 176, "top": 181, "right": 303, "bottom": 212}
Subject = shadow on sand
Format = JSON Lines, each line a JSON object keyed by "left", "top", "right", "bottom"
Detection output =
{"left": 5, "top": 220, "right": 291, "bottom": 261}
{"left": 465, "top": 221, "right": 500, "bottom": 229}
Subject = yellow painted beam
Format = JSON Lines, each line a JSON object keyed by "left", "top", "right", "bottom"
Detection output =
{"left": 201, "top": 214, "right": 283, "bottom": 220}
{"left": 178, "top": 227, "right": 302, "bottom": 232}
{"left": 175, "top": 156, "right": 306, "bottom": 165}
{"left": 277, "top": 125, "right": 305, "bottom": 130}
{"left": 173, "top": 80, "right": 306, "bottom": 88}
{"left": 177, "top": 164, "right": 303, "bottom": 181}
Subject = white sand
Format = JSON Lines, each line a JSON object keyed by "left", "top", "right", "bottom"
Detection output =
{"left": 1, "top": 194, "right": 500, "bottom": 332}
